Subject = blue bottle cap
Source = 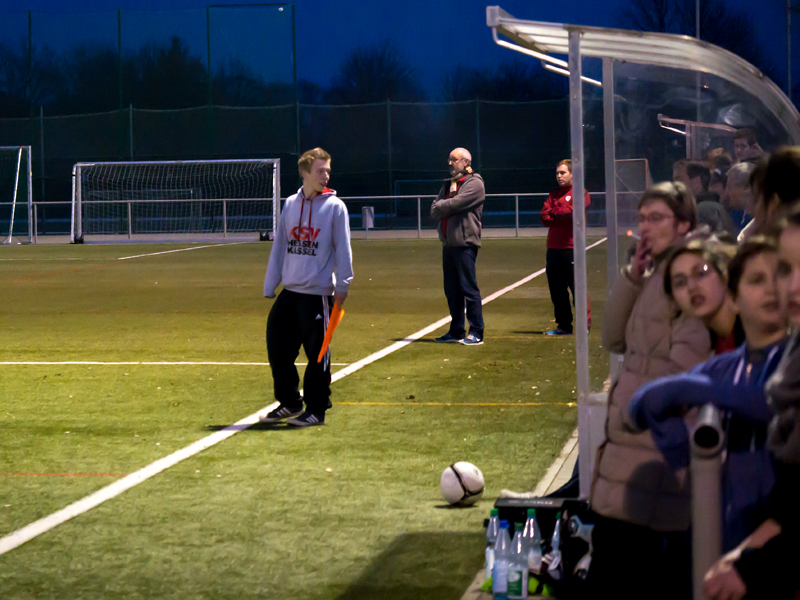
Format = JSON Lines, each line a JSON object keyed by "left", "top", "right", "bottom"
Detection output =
{"left": 499, "top": 520, "right": 509, "bottom": 529}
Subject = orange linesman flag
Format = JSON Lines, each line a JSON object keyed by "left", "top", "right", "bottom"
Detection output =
{"left": 317, "top": 302, "right": 345, "bottom": 363}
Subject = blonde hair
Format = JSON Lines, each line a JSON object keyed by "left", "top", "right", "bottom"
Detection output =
{"left": 298, "top": 147, "right": 331, "bottom": 174}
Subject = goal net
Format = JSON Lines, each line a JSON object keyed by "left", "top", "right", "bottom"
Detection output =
{"left": 71, "top": 159, "right": 280, "bottom": 243}
{"left": 0, "top": 146, "right": 33, "bottom": 245}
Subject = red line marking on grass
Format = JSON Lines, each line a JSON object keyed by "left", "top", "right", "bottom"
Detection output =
{"left": 0, "top": 473, "right": 128, "bottom": 478}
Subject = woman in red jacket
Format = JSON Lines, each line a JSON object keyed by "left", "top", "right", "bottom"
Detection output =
{"left": 540, "top": 159, "right": 591, "bottom": 335}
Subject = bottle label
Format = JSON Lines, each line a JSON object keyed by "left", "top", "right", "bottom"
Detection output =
{"left": 485, "top": 547, "right": 495, "bottom": 576}
{"left": 507, "top": 566, "right": 523, "bottom": 598}
{"left": 528, "top": 548, "right": 542, "bottom": 574}
{"left": 492, "top": 561, "right": 508, "bottom": 594}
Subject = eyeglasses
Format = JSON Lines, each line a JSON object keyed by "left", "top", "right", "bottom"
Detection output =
{"left": 448, "top": 157, "right": 465, "bottom": 164}
{"left": 670, "top": 263, "right": 713, "bottom": 291}
{"left": 638, "top": 212, "right": 675, "bottom": 225}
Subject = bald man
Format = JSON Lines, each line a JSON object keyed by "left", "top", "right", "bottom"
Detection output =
{"left": 430, "top": 147, "right": 485, "bottom": 345}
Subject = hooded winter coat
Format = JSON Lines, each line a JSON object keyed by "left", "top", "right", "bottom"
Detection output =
{"left": 591, "top": 253, "right": 711, "bottom": 531}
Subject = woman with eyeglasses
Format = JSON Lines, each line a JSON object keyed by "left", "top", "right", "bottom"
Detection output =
{"left": 664, "top": 235, "right": 743, "bottom": 354}
{"left": 703, "top": 204, "right": 800, "bottom": 600}
{"left": 630, "top": 236, "right": 788, "bottom": 553}
{"left": 588, "top": 181, "right": 712, "bottom": 600}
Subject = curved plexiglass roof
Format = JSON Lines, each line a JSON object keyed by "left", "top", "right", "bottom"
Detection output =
{"left": 486, "top": 6, "right": 800, "bottom": 143}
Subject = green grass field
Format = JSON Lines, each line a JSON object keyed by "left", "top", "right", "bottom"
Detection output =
{"left": 0, "top": 237, "right": 609, "bottom": 599}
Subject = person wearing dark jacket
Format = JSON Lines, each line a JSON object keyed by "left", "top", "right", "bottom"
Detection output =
{"left": 679, "top": 161, "right": 737, "bottom": 236}
{"left": 703, "top": 204, "right": 800, "bottom": 600}
{"left": 631, "top": 238, "right": 788, "bottom": 551}
{"left": 540, "top": 159, "right": 592, "bottom": 335}
{"left": 431, "top": 147, "right": 485, "bottom": 346}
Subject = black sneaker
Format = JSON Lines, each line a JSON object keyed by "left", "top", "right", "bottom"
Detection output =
{"left": 286, "top": 411, "right": 326, "bottom": 427}
{"left": 434, "top": 332, "right": 464, "bottom": 343}
{"left": 259, "top": 403, "right": 303, "bottom": 423}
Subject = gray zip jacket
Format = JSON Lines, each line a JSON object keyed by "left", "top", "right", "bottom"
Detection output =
{"left": 264, "top": 187, "right": 353, "bottom": 297}
{"left": 431, "top": 172, "right": 485, "bottom": 247}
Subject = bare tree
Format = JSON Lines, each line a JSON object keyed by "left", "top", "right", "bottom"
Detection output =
{"left": 325, "top": 40, "right": 426, "bottom": 104}
{"left": 441, "top": 60, "right": 567, "bottom": 102}
{"left": 618, "top": 0, "right": 777, "bottom": 80}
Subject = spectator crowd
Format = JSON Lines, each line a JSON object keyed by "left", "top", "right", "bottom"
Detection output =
{"left": 587, "top": 137, "right": 800, "bottom": 600}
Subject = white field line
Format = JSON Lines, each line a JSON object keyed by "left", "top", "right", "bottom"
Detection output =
{"left": 532, "top": 428, "right": 580, "bottom": 497}
{"left": 0, "top": 238, "right": 606, "bottom": 556}
{"left": 0, "top": 361, "right": 348, "bottom": 366}
{"left": 117, "top": 242, "right": 248, "bottom": 261}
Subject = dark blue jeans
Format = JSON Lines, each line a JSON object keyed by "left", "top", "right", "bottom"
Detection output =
{"left": 442, "top": 245, "right": 484, "bottom": 339}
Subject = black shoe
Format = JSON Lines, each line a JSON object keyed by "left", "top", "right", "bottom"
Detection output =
{"left": 259, "top": 403, "right": 303, "bottom": 423}
{"left": 434, "top": 332, "right": 464, "bottom": 343}
{"left": 286, "top": 411, "right": 326, "bottom": 427}
{"left": 545, "top": 328, "right": 573, "bottom": 336}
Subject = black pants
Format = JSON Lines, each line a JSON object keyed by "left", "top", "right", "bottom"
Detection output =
{"left": 546, "top": 248, "right": 592, "bottom": 333}
{"left": 266, "top": 289, "right": 333, "bottom": 414}
{"left": 586, "top": 514, "right": 692, "bottom": 600}
{"left": 443, "top": 245, "right": 484, "bottom": 339}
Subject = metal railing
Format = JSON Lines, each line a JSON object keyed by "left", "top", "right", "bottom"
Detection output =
{"left": 2, "top": 191, "right": 629, "bottom": 242}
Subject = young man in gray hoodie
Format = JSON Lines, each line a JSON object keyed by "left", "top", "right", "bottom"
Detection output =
{"left": 260, "top": 148, "right": 353, "bottom": 427}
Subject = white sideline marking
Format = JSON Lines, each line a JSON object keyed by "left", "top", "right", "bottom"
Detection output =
{"left": 0, "top": 238, "right": 606, "bottom": 556}
{"left": 0, "top": 361, "right": 348, "bottom": 366}
{"left": 117, "top": 242, "right": 248, "bottom": 261}
{"left": 532, "top": 428, "right": 579, "bottom": 497}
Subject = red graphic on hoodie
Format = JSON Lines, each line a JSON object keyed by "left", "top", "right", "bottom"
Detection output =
{"left": 290, "top": 226, "right": 321, "bottom": 241}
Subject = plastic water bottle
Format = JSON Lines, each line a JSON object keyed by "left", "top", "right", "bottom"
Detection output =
{"left": 547, "top": 511, "right": 564, "bottom": 581}
{"left": 523, "top": 508, "right": 543, "bottom": 574}
{"left": 508, "top": 522, "right": 529, "bottom": 600}
{"left": 491, "top": 520, "right": 511, "bottom": 600}
{"left": 485, "top": 508, "right": 500, "bottom": 576}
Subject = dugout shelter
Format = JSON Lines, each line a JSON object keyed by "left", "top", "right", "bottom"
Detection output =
{"left": 486, "top": 6, "right": 800, "bottom": 499}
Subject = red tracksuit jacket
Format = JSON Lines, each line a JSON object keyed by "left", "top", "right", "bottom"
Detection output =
{"left": 540, "top": 185, "right": 591, "bottom": 249}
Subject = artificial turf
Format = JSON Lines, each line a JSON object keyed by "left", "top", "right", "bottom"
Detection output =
{"left": 0, "top": 237, "right": 609, "bottom": 599}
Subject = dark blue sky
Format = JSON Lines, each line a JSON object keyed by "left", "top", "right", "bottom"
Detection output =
{"left": 4, "top": 0, "right": 797, "bottom": 98}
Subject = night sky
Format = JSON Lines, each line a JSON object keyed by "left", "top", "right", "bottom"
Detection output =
{"left": 4, "top": 0, "right": 797, "bottom": 98}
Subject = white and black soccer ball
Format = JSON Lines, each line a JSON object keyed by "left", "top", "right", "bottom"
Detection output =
{"left": 440, "top": 462, "right": 485, "bottom": 506}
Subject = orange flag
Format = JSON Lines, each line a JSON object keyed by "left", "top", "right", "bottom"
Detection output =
{"left": 317, "top": 302, "right": 345, "bottom": 363}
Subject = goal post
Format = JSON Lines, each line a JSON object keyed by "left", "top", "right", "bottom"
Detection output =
{"left": 70, "top": 159, "right": 281, "bottom": 243}
{"left": 1, "top": 146, "right": 33, "bottom": 245}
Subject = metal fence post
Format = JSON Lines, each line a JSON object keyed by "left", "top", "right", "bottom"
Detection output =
{"left": 33, "top": 203, "right": 37, "bottom": 243}
{"left": 515, "top": 195, "right": 519, "bottom": 237}
{"left": 127, "top": 202, "right": 132, "bottom": 239}
{"left": 223, "top": 199, "right": 227, "bottom": 237}
{"left": 417, "top": 197, "right": 421, "bottom": 238}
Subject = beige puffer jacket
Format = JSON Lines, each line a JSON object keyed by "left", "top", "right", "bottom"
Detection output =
{"left": 591, "top": 255, "right": 711, "bottom": 532}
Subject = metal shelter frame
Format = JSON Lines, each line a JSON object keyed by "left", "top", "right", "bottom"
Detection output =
{"left": 486, "top": 5, "right": 800, "bottom": 499}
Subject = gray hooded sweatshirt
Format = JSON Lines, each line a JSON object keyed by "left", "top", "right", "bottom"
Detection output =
{"left": 264, "top": 187, "right": 353, "bottom": 298}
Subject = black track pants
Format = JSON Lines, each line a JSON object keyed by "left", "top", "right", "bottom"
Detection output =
{"left": 266, "top": 289, "right": 333, "bottom": 414}
{"left": 545, "top": 248, "right": 591, "bottom": 333}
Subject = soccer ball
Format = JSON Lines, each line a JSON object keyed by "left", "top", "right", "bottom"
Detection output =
{"left": 440, "top": 462, "right": 485, "bottom": 506}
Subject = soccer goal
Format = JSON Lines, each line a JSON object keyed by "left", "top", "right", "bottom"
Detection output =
{"left": 0, "top": 146, "right": 33, "bottom": 245}
{"left": 70, "top": 159, "right": 281, "bottom": 243}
